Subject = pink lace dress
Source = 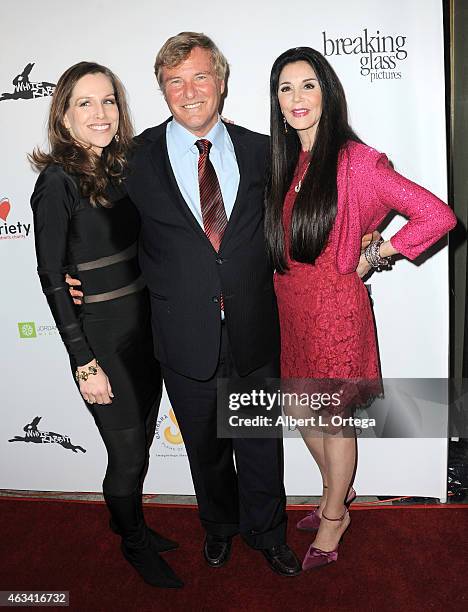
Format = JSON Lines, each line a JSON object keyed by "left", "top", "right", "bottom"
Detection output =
{"left": 274, "top": 150, "right": 381, "bottom": 412}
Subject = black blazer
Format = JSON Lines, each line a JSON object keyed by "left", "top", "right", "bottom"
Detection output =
{"left": 126, "top": 120, "right": 280, "bottom": 380}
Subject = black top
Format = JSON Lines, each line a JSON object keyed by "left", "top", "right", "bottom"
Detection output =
{"left": 31, "top": 164, "right": 142, "bottom": 366}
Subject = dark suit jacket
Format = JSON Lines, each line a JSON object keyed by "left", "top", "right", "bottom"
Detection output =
{"left": 126, "top": 120, "right": 280, "bottom": 380}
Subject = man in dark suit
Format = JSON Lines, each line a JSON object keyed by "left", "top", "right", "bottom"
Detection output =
{"left": 131, "top": 32, "right": 300, "bottom": 576}
{"left": 70, "top": 32, "right": 301, "bottom": 577}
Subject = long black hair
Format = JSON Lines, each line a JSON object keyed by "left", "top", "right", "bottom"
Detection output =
{"left": 265, "top": 47, "right": 361, "bottom": 272}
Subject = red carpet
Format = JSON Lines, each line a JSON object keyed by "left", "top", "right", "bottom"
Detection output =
{"left": 1, "top": 499, "right": 467, "bottom": 611}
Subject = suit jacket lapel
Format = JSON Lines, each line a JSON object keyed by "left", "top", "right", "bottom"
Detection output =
{"left": 219, "top": 125, "right": 248, "bottom": 251}
{"left": 148, "top": 128, "right": 209, "bottom": 244}
{"left": 147, "top": 120, "right": 252, "bottom": 253}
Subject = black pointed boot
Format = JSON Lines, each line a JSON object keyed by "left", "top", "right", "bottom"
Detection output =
{"left": 104, "top": 489, "right": 183, "bottom": 588}
{"left": 108, "top": 487, "right": 179, "bottom": 553}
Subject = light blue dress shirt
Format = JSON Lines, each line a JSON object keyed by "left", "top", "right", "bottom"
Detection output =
{"left": 166, "top": 117, "right": 240, "bottom": 227}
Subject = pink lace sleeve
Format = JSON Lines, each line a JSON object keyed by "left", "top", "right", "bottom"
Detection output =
{"left": 370, "top": 153, "right": 457, "bottom": 260}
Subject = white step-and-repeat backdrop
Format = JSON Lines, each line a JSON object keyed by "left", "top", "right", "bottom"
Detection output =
{"left": 1, "top": 0, "right": 449, "bottom": 500}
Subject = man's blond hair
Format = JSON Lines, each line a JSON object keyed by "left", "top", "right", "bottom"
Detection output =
{"left": 154, "top": 31, "right": 229, "bottom": 89}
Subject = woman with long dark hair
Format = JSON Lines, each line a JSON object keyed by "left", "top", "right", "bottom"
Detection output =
{"left": 30, "top": 62, "right": 182, "bottom": 588}
{"left": 265, "top": 47, "right": 456, "bottom": 570}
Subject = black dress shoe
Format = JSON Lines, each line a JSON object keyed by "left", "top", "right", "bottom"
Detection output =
{"left": 261, "top": 544, "right": 302, "bottom": 576}
{"left": 203, "top": 535, "right": 232, "bottom": 567}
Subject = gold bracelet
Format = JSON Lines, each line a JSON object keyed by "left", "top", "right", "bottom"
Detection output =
{"left": 75, "top": 362, "right": 98, "bottom": 382}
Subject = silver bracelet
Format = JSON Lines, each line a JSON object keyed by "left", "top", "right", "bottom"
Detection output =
{"left": 364, "top": 238, "right": 392, "bottom": 271}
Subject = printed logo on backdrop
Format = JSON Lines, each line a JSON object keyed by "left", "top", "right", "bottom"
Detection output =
{"left": 18, "top": 322, "right": 37, "bottom": 338}
{"left": 323, "top": 29, "right": 408, "bottom": 83}
{"left": 9, "top": 417, "right": 86, "bottom": 453}
{"left": 0, "top": 198, "right": 31, "bottom": 241}
{"left": 18, "top": 321, "right": 58, "bottom": 338}
{"left": 0, "top": 63, "right": 55, "bottom": 102}
{"left": 154, "top": 408, "right": 186, "bottom": 457}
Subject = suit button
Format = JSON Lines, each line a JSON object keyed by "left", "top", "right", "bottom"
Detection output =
{"left": 216, "top": 258, "right": 224, "bottom": 264}
{"left": 212, "top": 296, "right": 219, "bottom": 303}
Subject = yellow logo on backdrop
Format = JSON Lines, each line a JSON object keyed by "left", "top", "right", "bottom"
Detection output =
{"left": 163, "top": 409, "right": 183, "bottom": 445}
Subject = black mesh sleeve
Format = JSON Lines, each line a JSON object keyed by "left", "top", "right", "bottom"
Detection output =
{"left": 31, "top": 167, "right": 95, "bottom": 366}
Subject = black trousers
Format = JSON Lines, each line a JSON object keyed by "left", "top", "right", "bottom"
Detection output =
{"left": 161, "top": 323, "right": 287, "bottom": 550}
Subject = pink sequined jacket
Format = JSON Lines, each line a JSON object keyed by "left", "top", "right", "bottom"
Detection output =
{"left": 333, "top": 141, "right": 457, "bottom": 274}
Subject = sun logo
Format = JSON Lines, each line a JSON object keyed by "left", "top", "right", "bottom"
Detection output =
{"left": 163, "top": 408, "right": 183, "bottom": 445}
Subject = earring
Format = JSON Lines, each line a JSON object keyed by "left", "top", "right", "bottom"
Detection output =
{"left": 283, "top": 115, "right": 288, "bottom": 134}
{"left": 114, "top": 133, "right": 120, "bottom": 143}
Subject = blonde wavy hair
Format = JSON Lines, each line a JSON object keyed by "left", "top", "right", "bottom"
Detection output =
{"left": 154, "top": 31, "right": 229, "bottom": 89}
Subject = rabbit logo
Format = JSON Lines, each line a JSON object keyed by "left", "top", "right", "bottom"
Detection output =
{"left": 9, "top": 416, "right": 86, "bottom": 453}
{"left": 0, "top": 63, "right": 55, "bottom": 102}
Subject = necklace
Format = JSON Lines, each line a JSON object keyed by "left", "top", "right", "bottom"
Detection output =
{"left": 294, "top": 161, "right": 310, "bottom": 193}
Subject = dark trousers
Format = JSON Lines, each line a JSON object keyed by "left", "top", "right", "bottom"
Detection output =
{"left": 161, "top": 323, "right": 286, "bottom": 549}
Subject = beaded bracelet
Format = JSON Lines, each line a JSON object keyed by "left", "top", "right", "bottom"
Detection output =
{"left": 364, "top": 238, "right": 392, "bottom": 271}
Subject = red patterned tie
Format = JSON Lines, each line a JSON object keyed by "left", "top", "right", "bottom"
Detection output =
{"left": 196, "top": 139, "right": 227, "bottom": 310}
{"left": 196, "top": 139, "right": 228, "bottom": 252}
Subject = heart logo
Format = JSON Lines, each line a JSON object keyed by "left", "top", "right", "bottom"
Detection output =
{"left": 0, "top": 198, "right": 11, "bottom": 221}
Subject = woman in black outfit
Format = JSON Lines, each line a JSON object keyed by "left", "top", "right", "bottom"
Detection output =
{"left": 30, "top": 61, "right": 182, "bottom": 589}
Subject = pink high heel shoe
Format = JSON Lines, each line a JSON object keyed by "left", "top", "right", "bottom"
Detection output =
{"left": 302, "top": 508, "right": 350, "bottom": 570}
{"left": 296, "top": 486, "right": 356, "bottom": 532}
